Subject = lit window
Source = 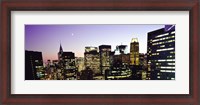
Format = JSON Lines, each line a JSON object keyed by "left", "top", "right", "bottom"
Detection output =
{"left": 171, "top": 31, "right": 175, "bottom": 34}
{"left": 152, "top": 53, "right": 157, "bottom": 55}
{"left": 160, "top": 70, "right": 175, "bottom": 73}
{"left": 170, "top": 51, "right": 175, "bottom": 54}
{"left": 152, "top": 39, "right": 160, "bottom": 42}
{"left": 158, "top": 59, "right": 165, "bottom": 61}
{"left": 167, "top": 63, "right": 175, "bottom": 65}
{"left": 160, "top": 45, "right": 165, "bottom": 48}
{"left": 158, "top": 59, "right": 175, "bottom": 62}
{"left": 160, "top": 70, "right": 165, "bottom": 72}
{"left": 155, "top": 33, "right": 169, "bottom": 38}
{"left": 160, "top": 66, "right": 175, "bottom": 69}
{"left": 166, "top": 70, "right": 172, "bottom": 72}
{"left": 171, "top": 78, "right": 175, "bottom": 80}
{"left": 157, "top": 48, "right": 174, "bottom": 52}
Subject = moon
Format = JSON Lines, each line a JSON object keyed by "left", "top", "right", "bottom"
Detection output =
{"left": 71, "top": 33, "right": 74, "bottom": 36}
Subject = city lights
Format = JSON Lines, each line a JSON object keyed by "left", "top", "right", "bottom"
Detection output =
{"left": 25, "top": 25, "right": 175, "bottom": 80}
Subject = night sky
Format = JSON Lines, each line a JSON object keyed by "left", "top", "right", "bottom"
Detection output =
{"left": 25, "top": 24, "right": 165, "bottom": 62}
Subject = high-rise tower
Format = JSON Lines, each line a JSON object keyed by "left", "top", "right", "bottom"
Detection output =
{"left": 147, "top": 25, "right": 175, "bottom": 80}
{"left": 84, "top": 46, "right": 100, "bottom": 74}
{"left": 57, "top": 44, "right": 76, "bottom": 80}
{"left": 99, "top": 45, "right": 112, "bottom": 75}
{"left": 25, "top": 50, "right": 44, "bottom": 80}
{"left": 130, "top": 38, "right": 139, "bottom": 65}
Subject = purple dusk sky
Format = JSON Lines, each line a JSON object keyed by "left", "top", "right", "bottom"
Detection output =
{"left": 25, "top": 24, "right": 165, "bottom": 62}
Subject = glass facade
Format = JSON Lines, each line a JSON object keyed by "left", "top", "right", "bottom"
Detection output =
{"left": 147, "top": 25, "right": 175, "bottom": 80}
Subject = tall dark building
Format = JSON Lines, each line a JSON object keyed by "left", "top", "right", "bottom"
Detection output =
{"left": 99, "top": 45, "right": 112, "bottom": 75}
{"left": 58, "top": 44, "right": 76, "bottom": 80}
{"left": 25, "top": 50, "right": 44, "bottom": 80}
{"left": 58, "top": 44, "right": 64, "bottom": 63}
{"left": 147, "top": 25, "right": 175, "bottom": 80}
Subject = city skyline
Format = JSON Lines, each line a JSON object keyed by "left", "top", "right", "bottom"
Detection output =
{"left": 25, "top": 24, "right": 165, "bottom": 62}
{"left": 25, "top": 25, "right": 175, "bottom": 80}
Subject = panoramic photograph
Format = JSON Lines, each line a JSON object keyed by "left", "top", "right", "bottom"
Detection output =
{"left": 25, "top": 24, "right": 175, "bottom": 80}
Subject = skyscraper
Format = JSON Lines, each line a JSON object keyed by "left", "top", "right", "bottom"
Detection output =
{"left": 84, "top": 46, "right": 100, "bottom": 74}
{"left": 58, "top": 44, "right": 76, "bottom": 80}
{"left": 139, "top": 53, "right": 148, "bottom": 80}
{"left": 147, "top": 25, "right": 175, "bottom": 80}
{"left": 113, "top": 45, "right": 130, "bottom": 66}
{"left": 58, "top": 43, "right": 63, "bottom": 63}
{"left": 75, "top": 57, "right": 85, "bottom": 72}
{"left": 105, "top": 45, "right": 132, "bottom": 80}
{"left": 25, "top": 50, "right": 44, "bottom": 80}
{"left": 130, "top": 38, "right": 139, "bottom": 65}
{"left": 99, "top": 45, "right": 112, "bottom": 75}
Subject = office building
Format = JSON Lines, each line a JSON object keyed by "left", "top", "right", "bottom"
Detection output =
{"left": 84, "top": 46, "right": 100, "bottom": 74}
{"left": 25, "top": 50, "right": 44, "bottom": 80}
{"left": 139, "top": 53, "right": 148, "bottom": 80}
{"left": 147, "top": 25, "right": 175, "bottom": 80}
{"left": 99, "top": 45, "right": 112, "bottom": 75}
{"left": 58, "top": 44, "right": 77, "bottom": 80}
{"left": 130, "top": 38, "right": 139, "bottom": 65}
{"left": 113, "top": 45, "right": 130, "bottom": 67}
{"left": 75, "top": 57, "right": 85, "bottom": 72}
{"left": 105, "top": 45, "right": 132, "bottom": 80}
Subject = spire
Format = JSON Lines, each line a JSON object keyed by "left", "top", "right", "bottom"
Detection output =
{"left": 59, "top": 43, "right": 63, "bottom": 53}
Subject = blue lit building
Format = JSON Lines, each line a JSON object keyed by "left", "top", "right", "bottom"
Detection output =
{"left": 147, "top": 25, "right": 175, "bottom": 80}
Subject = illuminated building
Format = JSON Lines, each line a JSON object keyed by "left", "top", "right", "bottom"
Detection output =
{"left": 130, "top": 38, "right": 139, "bottom": 65}
{"left": 58, "top": 44, "right": 77, "bottom": 80}
{"left": 25, "top": 50, "right": 44, "bottom": 80}
{"left": 105, "top": 45, "right": 132, "bottom": 80}
{"left": 75, "top": 57, "right": 85, "bottom": 72}
{"left": 147, "top": 25, "right": 175, "bottom": 80}
{"left": 85, "top": 46, "right": 98, "bottom": 52}
{"left": 129, "top": 38, "right": 142, "bottom": 80}
{"left": 99, "top": 45, "right": 112, "bottom": 75}
{"left": 139, "top": 53, "right": 147, "bottom": 67}
{"left": 84, "top": 46, "right": 100, "bottom": 74}
{"left": 139, "top": 53, "right": 148, "bottom": 80}
{"left": 113, "top": 45, "right": 130, "bottom": 66}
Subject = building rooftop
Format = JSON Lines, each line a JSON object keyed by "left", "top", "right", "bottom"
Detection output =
{"left": 131, "top": 38, "right": 138, "bottom": 43}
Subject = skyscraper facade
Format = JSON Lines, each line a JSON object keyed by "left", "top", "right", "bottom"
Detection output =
{"left": 25, "top": 50, "right": 44, "bottom": 80}
{"left": 75, "top": 57, "right": 85, "bottom": 72}
{"left": 130, "top": 38, "right": 139, "bottom": 65}
{"left": 99, "top": 45, "right": 112, "bottom": 75}
{"left": 147, "top": 25, "right": 175, "bottom": 80}
{"left": 84, "top": 46, "right": 100, "bottom": 74}
{"left": 58, "top": 44, "right": 76, "bottom": 80}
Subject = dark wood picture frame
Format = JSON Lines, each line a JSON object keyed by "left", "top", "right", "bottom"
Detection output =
{"left": 0, "top": 0, "right": 199, "bottom": 105}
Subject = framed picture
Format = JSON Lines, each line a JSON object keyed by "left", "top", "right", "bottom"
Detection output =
{"left": 0, "top": 0, "right": 199, "bottom": 104}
